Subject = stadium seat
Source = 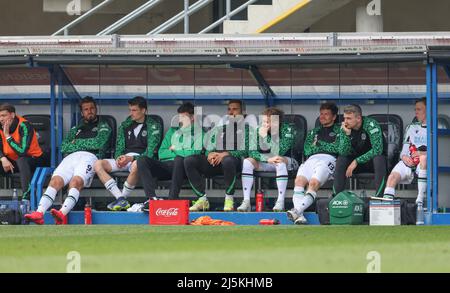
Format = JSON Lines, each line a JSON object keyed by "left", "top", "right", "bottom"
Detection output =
{"left": 97, "top": 114, "right": 117, "bottom": 159}
{"left": 352, "top": 114, "right": 404, "bottom": 189}
{"left": 438, "top": 114, "right": 450, "bottom": 129}
{"left": 149, "top": 114, "right": 164, "bottom": 156}
{"left": 23, "top": 114, "right": 52, "bottom": 157}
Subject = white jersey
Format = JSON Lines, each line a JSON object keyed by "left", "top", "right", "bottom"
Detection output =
{"left": 400, "top": 122, "right": 427, "bottom": 158}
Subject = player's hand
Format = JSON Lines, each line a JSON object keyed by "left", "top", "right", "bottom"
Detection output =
{"left": 169, "top": 145, "right": 175, "bottom": 151}
{"left": 117, "top": 155, "right": 131, "bottom": 168}
{"left": 267, "top": 157, "right": 277, "bottom": 164}
{"left": 211, "top": 152, "right": 229, "bottom": 166}
{"left": 116, "top": 156, "right": 125, "bottom": 168}
{"left": 207, "top": 152, "right": 218, "bottom": 164}
{"left": 345, "top": 160, "right": 358, "bottom": 178}
{"left": 1, "top": 157, "right": 14, "bottom": 173}
{"left": 411, "top": 151, "right": 420, "bottom": 158}
{"left": 119, "top": 156, "right": 133, "bottom": 168}
{"left": 341, "top": 123, "right": 351, "bottom": 136}
{"left": 2, "top": 118, "right": 12, "bottom": 137}
{"left": 268, "top": 156, "right": 286, "bottom": 164}
{"left": 402, "top": 155, "right": 415, "bottom": 167}
{"left": 116, "top": 155, "right": 125, "bottom": 165}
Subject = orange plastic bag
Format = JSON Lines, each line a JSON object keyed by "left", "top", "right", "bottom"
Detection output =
{"left": 190, "top": 216, "right": 235, "bottom": 226}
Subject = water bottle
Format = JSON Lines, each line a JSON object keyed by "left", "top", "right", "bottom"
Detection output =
{"left": 409, "top": 144, "right": 420, "bottom": 166}
{"left": 416, "top": 202, "right": 425, "bottom": 225}
{"left": 20, "top": 198, "right": 30, "bottom": 217}
{"left": 12, "top": 188, "right": 18, "bottom": 201}
{"left": 360, "top": 190, "right": 366, "bottom": 199}
{"left": 259, "top": 219, "right": 280, "bottom": 225}
{"left": 84, "top": 203, "right": 92, "bottom": 225}
{"left": 256, "top": 190, "right": 264, "bottom": 212}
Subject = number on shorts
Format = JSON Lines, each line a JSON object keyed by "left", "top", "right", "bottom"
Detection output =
{"left": 328, "top": 162, "right": 335, "bottom": 172}
{"left": 86, "top": 164, "right": 92, "bottom": 174}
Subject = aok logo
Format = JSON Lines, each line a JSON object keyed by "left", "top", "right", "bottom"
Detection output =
{"left": 332, "top": 200, "right": 349, "bottom": 206}
{"left": 354, "top": 205, "right": 363, "bottom": 213}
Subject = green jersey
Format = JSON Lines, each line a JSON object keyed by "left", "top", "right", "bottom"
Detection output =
{"left": 339, "top": 116, "right": 385, "bottom": 165}
{"left": 304, "top": 123, "right": 342, "bottom": 158}
{"left": 61, "top": 118, "right": 112, "bottom": 159}
{"left": 115, "top": 115, "right": 162, "bottom": 160}
{"left": 158, "top": 125, "right": 204, "bottom": 161}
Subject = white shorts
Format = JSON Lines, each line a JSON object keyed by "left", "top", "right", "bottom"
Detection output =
{"left": 104, "top": 152, "right": 139, "bottom": 172}
{"left": 256, "top": 157, "right": 298, "bottom": 172}
{"left": 52, "top": 151, "right": 98, "bottom": 188}
{"left": 391, "top": 161, "right": 418, "bottom": 184}
{"left": 297, "top": 154, "right": 336, "bottom": 186}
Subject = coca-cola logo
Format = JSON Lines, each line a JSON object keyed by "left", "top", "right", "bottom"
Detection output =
{"left": 155, "top": 208, "right": 179, "bottom": 217}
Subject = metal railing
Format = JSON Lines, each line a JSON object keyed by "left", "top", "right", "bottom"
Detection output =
{"left": 97, "top": 0, "right": 164, "bottom": 36}
{"left": 52, "top": 0, "right": 115, "bottom": 36}
{"left": 52, "top": 0, "right": 265, "bottom": 36}
{"left": 147, "top": 0, "right": 214, "bottom": 35}
{"left": 199, "top": 0, "right": 259, "bottom": 34}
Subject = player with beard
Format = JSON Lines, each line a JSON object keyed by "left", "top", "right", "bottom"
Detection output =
{"left": 25, "top": 97, "right": 112, "bottom": 224}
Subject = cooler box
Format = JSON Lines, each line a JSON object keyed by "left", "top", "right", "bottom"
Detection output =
{"left": 149, "top": 200, "right": 189, "bottom": 225}
{"left": 369, "top": 200, "right": 401, "bottom": 226}
{"left": 329, "top": 191, "right": 364, "bottom": 225}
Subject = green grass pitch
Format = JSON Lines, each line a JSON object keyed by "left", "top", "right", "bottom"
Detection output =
{"left": 2, "top": 225, "right": 450, "bottom": 273}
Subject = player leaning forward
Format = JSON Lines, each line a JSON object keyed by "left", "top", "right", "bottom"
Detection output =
{"left": 25, "top": 97, "right": 112, "bottom": 224}
{"left": 287, "top": 102, "right": 342, "bottom": 224}
{"left": 333, "top": 104, "right": 387, "bottom": 198}
{"left": 383, "top": 97, "right": 427, "bottom": 206}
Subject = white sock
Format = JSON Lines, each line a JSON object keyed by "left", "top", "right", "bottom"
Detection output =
{"left": 121, "top": 181, "right": 135, "bottom": 198}
{"left": 60, "top": 188, "right": 80, "bottom": 215}
{"left": 297, "top": 193, "right": 315, "bottom": 213}
{"left": 384, "top": 186, "right": 396, "bottom": 197}
{"left": 105, "top": 178, "right": 122, "bottom": 200}
{"left": 306, "top": 190, "right": 317, "bottom": 200}
{"left": 241, "top": 159, "right": 255, "bottom": 202}
{"left": 37, "top": 186, "right": 57, "bottom": 213}
{"left": 275, "top": 163, "right": 288, "bottom": 203}
{"left": 225, "top": 194, "right": 233, "bottom": 201}
{"left": 292, "top": 186, "right": 305, "bottom": 211}
{"left": 417, "top": 168, "right": 427, "bottom": 204}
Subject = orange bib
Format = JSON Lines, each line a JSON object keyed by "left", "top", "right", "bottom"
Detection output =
{"left": 0, "top": 115, "right": 43, "bottom": 161}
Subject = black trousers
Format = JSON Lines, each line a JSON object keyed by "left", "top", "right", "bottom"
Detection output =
{"left": 0, "top": 154, "right": 48, "bottom": 199}
{"left": 184, "top": 154, "right": 241, "bottom": 197}
{"left": 136, "top": 156, "right": 186, "bottom": 199}
{"left": 333, "top": 155, "right": 387, "bottom": 197}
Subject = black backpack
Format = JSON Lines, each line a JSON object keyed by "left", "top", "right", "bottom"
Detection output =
{"left": 0, "top": 200, "right": 30, "bottom": 225}
{"left": 316, "top": 198, "right": 331, "bottom": 225}
{"left": 0, "top": 208, "right": 21, "bottom": 225}
{"left": 401, "top": 199, "right": 417, "bottom": 225}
